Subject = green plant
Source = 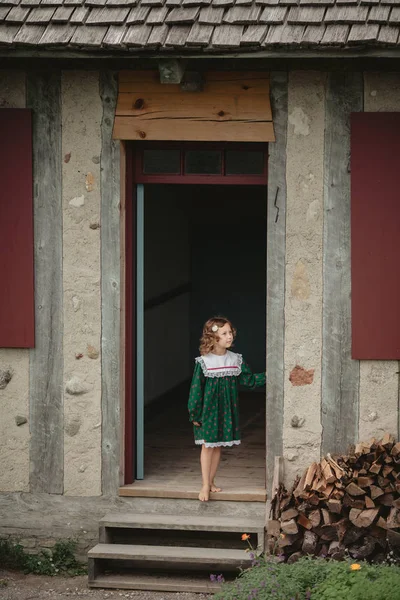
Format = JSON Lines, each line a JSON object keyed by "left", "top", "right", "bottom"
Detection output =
{"left": 0, "top": 538, "right": 87, "bottom": 576}
{"left": 214, "top": 557, "right": 400, "bottom": 600}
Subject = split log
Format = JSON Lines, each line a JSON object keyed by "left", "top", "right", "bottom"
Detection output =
{"left": 349, "top": 508, "right": 379, "bottom": 528}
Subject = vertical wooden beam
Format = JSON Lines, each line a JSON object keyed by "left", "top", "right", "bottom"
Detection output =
{"left": 266, "top": 72, "right": 287, "bottom": 498}
{"left": 27, "top": 71, "right": 64, "bottom": 494}
{"left": 321, "top": 72, "right": 363, "bottom": 456}
{"left": 100, "top": 71, "right": 121, "bottom": 495}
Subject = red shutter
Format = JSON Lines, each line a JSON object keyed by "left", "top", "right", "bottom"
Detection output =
{"left": 351, "top": 113, "right": 400, "bottom": 359}
{"left": 0, "top": 109, "right": 35, "bottom": 347}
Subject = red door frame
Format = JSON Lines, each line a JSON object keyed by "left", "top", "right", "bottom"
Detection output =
{"left": 123, "top": 141, "right": 268, "bottom": 484}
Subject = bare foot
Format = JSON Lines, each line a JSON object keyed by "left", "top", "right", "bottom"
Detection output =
{"left": 211, "top": 481, "right": 222, "bottom": 493}
{"left": 199, "top": 485, "right": 210, "bottom": 502}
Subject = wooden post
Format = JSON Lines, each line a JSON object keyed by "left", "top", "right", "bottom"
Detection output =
{"left": 27, "top": 71, "right": 64, "bottom": 494}
{"left": 321, "top": 72, "right": 363, "bottom": 456}
{"left": 266, "top": 72, "right": 288, "bottom": 499}
{"left": 100, "top": 71, "right": 121, "bottom": 495}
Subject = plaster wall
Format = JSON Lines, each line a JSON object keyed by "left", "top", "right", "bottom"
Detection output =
{"left": 358, "top": 72, "right": 400, "bottom": 442}
{"left": 283, "top": 71, "right": 325, "bottom": 484}
{"left": 0, "top": 71, "right": 30, "bottom": 493}
{"left": 62, "top": 71, "right": 102, "bottom": 496}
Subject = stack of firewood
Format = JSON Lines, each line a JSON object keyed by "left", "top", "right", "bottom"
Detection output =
{"left": 268, "top": 433, "right": 400, "bottom": 563}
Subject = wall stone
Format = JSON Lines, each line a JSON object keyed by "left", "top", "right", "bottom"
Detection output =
{"left": 0, "top": 71, "right": 30, "bottom": 493}
{"left": 62, "top": 71, "right": 102, "bottom": 496}
{"left": 283, "top": 71, "right": 326, "bottom": 484}
{"left": 360, "top": 72, "right": 400, "bottom": 442}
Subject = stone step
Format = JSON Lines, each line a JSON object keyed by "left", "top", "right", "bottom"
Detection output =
{"left": 88, "top": 572, "right": 221, "bottom": 593}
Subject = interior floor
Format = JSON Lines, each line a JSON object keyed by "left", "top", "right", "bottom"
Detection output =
{"left": 121, "top": 386, "right": 266, "bottom": 501}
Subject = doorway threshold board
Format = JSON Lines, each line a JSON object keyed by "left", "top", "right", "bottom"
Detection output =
{"left": 118, "top": 483, "right": 266, "bottom": 502}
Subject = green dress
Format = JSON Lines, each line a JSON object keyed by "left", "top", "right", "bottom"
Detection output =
{"left": 188, "top": 351, "right": 266, "bottom": 448}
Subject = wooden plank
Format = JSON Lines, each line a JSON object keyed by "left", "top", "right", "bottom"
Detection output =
{"left": 100, "top": 513, "right": 264, "bottom": 531}
{"left": 88, "top": 543, "right": 251, "bottom": 565}
{"left": 27, "top": 71, "right": 63, "bottom": 494}
{"left": 113, "top": 117, "right": 275, "bottom": 141}
{"left": 118, "top": 484, "right": 266, "bottom": 502}
{"left": 89, "top": 573, "right": 220, "bottom": 593}
{"left": 321, "top": 72, "right": 362, "bottom": 456}
{"left": 116, "top": 92, "right": 272, "bottom": 121}
{"left": 266, "top": 72, "right": 287, "bottom": 499}
{"left": 100, "top": 71, "right": 121, "bottom": 496}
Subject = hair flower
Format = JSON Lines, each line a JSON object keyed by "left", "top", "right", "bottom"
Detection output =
{"left": 211, "top": 325, "right": 219, "bottom": 332}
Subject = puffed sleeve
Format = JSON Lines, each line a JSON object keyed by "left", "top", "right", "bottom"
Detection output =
{"left": 188, "top": 361, "right": 205, "bottom": 423}
{"left": 238, "top": 358, "right": 266, "bottom": 389}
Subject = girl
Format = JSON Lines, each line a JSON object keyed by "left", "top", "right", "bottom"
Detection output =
{"left": 188, "top": 317, "right": 266, "bottom": 502}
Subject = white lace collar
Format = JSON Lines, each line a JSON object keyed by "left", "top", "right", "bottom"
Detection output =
{"left": 196, "top": 351, "right": 243, "bottom": 378}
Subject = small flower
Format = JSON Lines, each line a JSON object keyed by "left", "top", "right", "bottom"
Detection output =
{"left": 249, "top": 552, "right": 255, "bottom": 560}
{"left": 241, "top": 533, "right": 250, "bottom": 541}
{"left": 350, "top": 564, "right": 361, "bottom": 571}
{"left": 217, "top": 575, "right": 225, "bottom": 583}
{"left": 211, "top": 325, "right": 219, "bottom": 332}
{"left": 210, "top": 574, "right": 217, "bottom": 582}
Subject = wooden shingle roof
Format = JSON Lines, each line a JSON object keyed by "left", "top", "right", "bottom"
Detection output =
{"left": 0, "top": 0, "right": 399, "bottom": 52}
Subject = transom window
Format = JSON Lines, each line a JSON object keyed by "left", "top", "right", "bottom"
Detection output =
{"left": 133, "top": 142, "right": 268, "bottom": 185}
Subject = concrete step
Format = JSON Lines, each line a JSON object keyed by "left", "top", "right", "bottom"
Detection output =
{"left": 88, "top": 543, "right": 251, "bottom": 570}
{"left": 88, "top": 572, "right": 221, "bottom": 593}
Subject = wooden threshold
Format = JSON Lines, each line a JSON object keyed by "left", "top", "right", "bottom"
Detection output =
{"left": 119, "top": 483, "right": 266, "bottom": 502}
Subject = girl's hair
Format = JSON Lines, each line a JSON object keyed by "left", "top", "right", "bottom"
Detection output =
{"left": 199, "top": 317, "right": 237, "bottom": 355}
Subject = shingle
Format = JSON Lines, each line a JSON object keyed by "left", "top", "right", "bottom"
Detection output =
{"left": 166, "top": 6, "right": 199, "bottom": 22}
{"left": 6, "top": 6, "right": 30, "bottom": 22}
{"left": 212, "top": 0, "right": 234, "bottom": 7}
{"left": 368, "top": 5, "right": 390, "bottom": 23}
{"left": 40, "top": 0, "right": 63, "bottom": 5}
{"left": 63, "top": 0, "right": 83, "bottom": 5}
{"left": 198, "top": 6, "right": 224, "bottom": 23}
{"left": 259, "top": 6, "right": 287, "bottom": 23}
{"left": 287, "top": 6, "right": 325, "bottom": 24}
{"left": 211, "top": 22, "right": 242, "bottom": 45}
{"left": 13, "top": 23, "right": 46, "bottom": 42}
{"left": 141, "top": 0, "right": 164, "bottom": 5}
{"left": 85, "top": 0, "right": 107, "bottom": 6}
{"left": 240, "top": 23, "right": 268, "bottom": 44}
{"left": 0, "top": 23, "right": 19, "bottom": 43}
{"left": 146, "top": 21, "right": 168, "bottom": 43}
{"left": 347, "top": 23, "right": 379, "bottom": 42}
{"left": 381, "top": 0, "right": 400, "bottom": 4}
{"left": 0, "top": 0, "right": 18, "bottom": 6}
{"left": 300, "top": 0, "right": 334, "bottom": 5}
{"left": 86, "top": 6, "right": 129, "bottom": 22}
{"left": 278, "top": 0, "right": 298, "bottom": 6}
{"left": 69, "top": 24, "right": 107, "bottom": 44}
{"left": 106, "top": 0, "right": 137, "bottom": 4}
{"left": 183, "top": 0, "right": 211, "bottom": 6}
{"left": 0, "top": 6, "right": 11, "bottom": 20}
{"left": 26, "top": 7, "right": 55, "bottom": 22}
{"left": 235, "top": 0, "right": 253, "bottom": 6}
{"left": 51, "top": 6, "right": 74, "bottom": 21}
{"left": 264, "top": 23, "right": 305, "bottom": 44}
{"left": 186, "top": 21, "right": 213, "bottom": 44}
{"left": 127, "top": 5, "right": 150, "bottom": 22}
{"left": 103, "top": 23, "right": 126, "bottom": 44}
{"left": 146, "top": 6, "right": 168, "bottom": 23}
{"left": 325, "top": 5, "right": 368, "bottom": 23}
{"left": 166, "top": 0, "right": 181, "bottom": 6}
{"left": 300, "top": 23, "right": 324, "bottom": 43}
{"left": 164, "top": 23, "right": 190, "bottom": 44}
{"left": 70, "top": 6, "right": 89, "bottom": 22}
{"left": 321, "top": 23, "right": 349, "bottom": 43}
{"left": 255, "top": 0, "right": 279, "bottom": 5}
{"left": 123, "top": 22, "right": 151, "bottom": 43}
{"left": 38, "top": 23, "right": 76, "bottom": 43}
{"left": 223, "top": 5, "right": 261, "bottom": 24}
{"left": 377, "top": 24, "right": 399, "bottom": 44}
{"left": 389, "top": 7, "right": 400, "bottom": 23}
{"left": 336, "top": 0, "right": 357, "bottom": 4}
{"left": 20, "top": 0, "right": 41, "bottom": 6}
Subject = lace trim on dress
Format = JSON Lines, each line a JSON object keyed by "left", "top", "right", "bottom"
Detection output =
{"left": 195, "top": 439, "right": 241, "bottom": 448}
{"left": 195, "top": 353, "right": 243, "bottom": 378}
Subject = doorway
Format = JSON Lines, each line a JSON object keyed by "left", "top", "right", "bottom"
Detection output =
{"left": 124, "top": 143, "right": 268, "bottom": 499}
